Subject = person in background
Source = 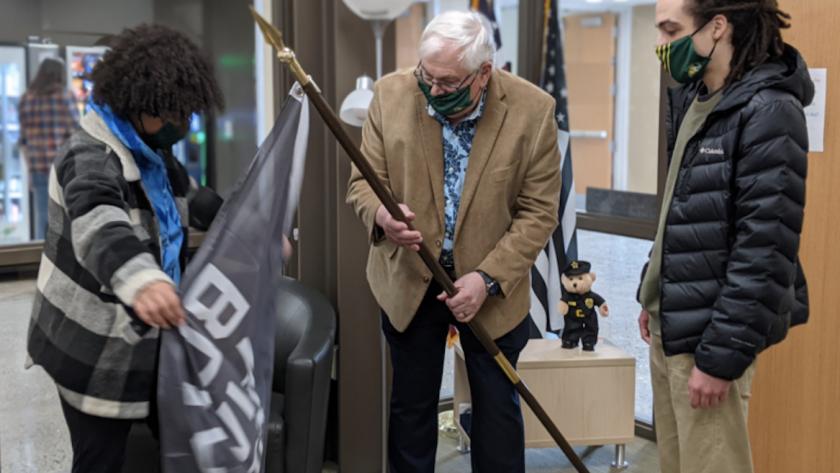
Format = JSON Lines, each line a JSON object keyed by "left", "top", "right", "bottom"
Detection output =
{"left": 17, "top": 57, "right": 79, "bottom": 240}
{"left": 25, "top": 24, "right": 225, "bottom": 473}
{"left": 638, "top": 1, "right": 813, "bottom": 472}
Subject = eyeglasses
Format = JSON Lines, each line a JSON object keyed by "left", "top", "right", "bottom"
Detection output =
{"left": 414, "top": 62, "right": 480, "bottom": 93}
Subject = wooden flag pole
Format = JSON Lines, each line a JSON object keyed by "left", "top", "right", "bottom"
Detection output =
{"left": 250, "top": 7, "right": 590, "bottom": 473}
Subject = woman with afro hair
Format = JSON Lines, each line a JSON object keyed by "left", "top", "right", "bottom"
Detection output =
{"left": 25, "top": 24, "right": 225, "bottom": 472}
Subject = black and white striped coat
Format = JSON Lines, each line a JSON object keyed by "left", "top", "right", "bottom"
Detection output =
{"left": 26, "top": 109, "right": 195, "bottom": 419}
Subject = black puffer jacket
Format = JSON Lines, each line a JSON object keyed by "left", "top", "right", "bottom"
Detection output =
{"left": 642, "top": 45, "right": 814, "bottom": 381}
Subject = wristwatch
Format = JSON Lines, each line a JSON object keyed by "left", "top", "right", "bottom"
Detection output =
{"left": 477, "top": 270, "right": 501, "bottom": 296}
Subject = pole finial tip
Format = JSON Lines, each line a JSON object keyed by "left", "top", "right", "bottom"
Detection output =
{"left": 250, "top": 6, "right": 287, "bottom": 53}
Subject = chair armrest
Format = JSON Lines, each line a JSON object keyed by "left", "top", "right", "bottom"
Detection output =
{"left": 275, "top": 278, "right": 336, "bottom": 473}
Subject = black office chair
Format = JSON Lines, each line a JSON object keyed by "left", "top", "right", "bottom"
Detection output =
{"left": 122, "top": 277, "right": 336, "bottom": 473}
{"left": 264, "top": 277, "right": 336, "bottom": 473}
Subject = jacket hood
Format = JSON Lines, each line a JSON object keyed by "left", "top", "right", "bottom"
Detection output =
{"left": 718, "top": 44, "right": 815, "bottom": 111}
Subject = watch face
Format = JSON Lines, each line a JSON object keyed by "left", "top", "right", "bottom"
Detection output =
{"left": 479, "top": 271, "right": 499, "bottom": 296}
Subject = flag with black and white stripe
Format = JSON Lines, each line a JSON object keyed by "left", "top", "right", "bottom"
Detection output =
{"left": 528, "top": 0, "right": 578, "bottom": 338}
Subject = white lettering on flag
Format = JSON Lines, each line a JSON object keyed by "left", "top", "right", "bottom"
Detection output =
{"left": 178, "top": 264, "right": 265, "bottom": 472}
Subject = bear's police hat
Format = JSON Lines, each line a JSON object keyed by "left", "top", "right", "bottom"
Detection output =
{"left": 563, "top": 260, "right": 591, "bottom": 276}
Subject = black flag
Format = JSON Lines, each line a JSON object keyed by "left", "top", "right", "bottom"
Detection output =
{"left": 157, "top": 84, "right": 309, "bottom": 472}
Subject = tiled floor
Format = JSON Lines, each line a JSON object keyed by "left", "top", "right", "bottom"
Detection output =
{"left": 435, "top": 432, "right": 659, "bottom": 473}
{"left": 0, "top": 227, "right": 656, "bottom": 472}
{"left": 0, "top": 278, "right": 72, "bottom": 473}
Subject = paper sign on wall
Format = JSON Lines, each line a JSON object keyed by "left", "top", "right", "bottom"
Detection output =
{"left": 805, "top": 68, "right": 827, "bottom": 153}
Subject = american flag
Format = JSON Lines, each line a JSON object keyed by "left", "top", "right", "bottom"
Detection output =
{"left": 529, "top": 0, "right": 578, "bottom": 338}
{"left": 470, "top": 0, "right": 514, "bottom": 71}
{"left": 470, "top": 0, "right": 502, "bottom": 50}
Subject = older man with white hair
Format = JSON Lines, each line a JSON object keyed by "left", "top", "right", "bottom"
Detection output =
{"left": 347, "top": 10, "right": 561, "bottom": 472}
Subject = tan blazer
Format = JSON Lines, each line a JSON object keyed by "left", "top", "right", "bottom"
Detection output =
{"left": 346, "top": 68, "right": 561, "bottom": 340}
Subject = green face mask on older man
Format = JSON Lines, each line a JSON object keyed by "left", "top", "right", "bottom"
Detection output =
{"left": 417, "top": 80, "right": 475, "bottom": 116}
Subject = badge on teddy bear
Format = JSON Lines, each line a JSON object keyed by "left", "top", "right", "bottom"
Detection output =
{"left": 556, "top": 260, "right": 609, "bottom": 351}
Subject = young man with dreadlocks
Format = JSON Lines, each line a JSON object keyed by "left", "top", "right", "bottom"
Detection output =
{"left": 25, "top": 25, "right": 225, "bottom": 472}
{"left": 637, "top": 1, "right": 813, "bottom": 472}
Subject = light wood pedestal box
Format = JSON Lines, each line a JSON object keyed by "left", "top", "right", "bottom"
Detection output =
{"left": 453, "top": 338, "right": 636, "bottom": 468}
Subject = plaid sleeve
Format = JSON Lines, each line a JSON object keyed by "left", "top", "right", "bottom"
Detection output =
{"left": 17, "top": 94, "right": 30, "bottom": 146}
{"left": 57, "top": 142, "right": 172, "bottom": 305}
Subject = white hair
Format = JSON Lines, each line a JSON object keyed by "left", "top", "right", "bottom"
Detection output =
{"left": 418, "top": 11, "right": 496, "bottom": 71}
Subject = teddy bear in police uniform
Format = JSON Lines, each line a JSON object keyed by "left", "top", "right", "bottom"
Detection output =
{"left": 557, "top": 260, "right": 609, "bottom": 351}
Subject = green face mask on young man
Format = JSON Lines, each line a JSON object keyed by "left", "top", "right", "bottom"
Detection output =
{"left": 656, "top": 21, "right": 719, "bottom": 84}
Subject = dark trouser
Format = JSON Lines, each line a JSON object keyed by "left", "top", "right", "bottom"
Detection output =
{"left": 58, "top": 387, "right": 159, "bottom": 472}
{"left": 383, "top": 282, "right": 529, "bottom": 473}
{"left": 561, "top": 315, "right": 598, "bottom": 347}
{"left": 60, "top": 396, "right": 132, "bottom": 473}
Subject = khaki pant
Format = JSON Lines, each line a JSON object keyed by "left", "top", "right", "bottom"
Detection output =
{"left": 650, "top": 329, "right": 756, "bottom": 473}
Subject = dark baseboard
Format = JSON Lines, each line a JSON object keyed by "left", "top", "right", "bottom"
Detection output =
{"left": 586, "top": 188, "right": 658, "bottom": 221}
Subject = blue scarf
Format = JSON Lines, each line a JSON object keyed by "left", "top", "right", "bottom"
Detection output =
{"left": 89, "top": 102, "right": 184, "bottom": 284}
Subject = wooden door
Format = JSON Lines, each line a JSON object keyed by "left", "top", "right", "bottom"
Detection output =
{"left": 564, "top": 13, "right": 616, "bottom": 199}
{"left": 748, "top": 2, "right": 840, "bottom": 472}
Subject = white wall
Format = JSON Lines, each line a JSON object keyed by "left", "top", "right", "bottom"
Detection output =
{"left": 0, "top": 0, "right": 157, "bottom": 46}
{"left": 626, "top": 4, "right": 660, "bottom": 195}
{"left": 40, "top": 0, "right": 153, "bottom": 35}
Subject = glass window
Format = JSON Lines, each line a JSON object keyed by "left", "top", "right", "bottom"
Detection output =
{"left": 577, "top": 229, "right": 653, "bottom": 423}
{"left": 562, "top": 2, "right": 660, "bottom": 424}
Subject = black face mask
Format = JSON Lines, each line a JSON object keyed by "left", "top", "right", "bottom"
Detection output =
{"left": 140, "top": 118, "right": 189, "bottom": 150}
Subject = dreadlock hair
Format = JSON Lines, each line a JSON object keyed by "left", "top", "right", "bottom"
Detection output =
{"left": 687, "top": 0, "right": 791, "bottom": 84}
{"left": 90, "top": 24, "right": 224, "bottom": 121}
